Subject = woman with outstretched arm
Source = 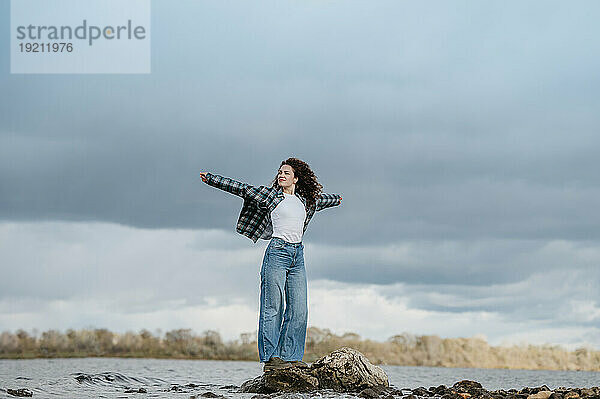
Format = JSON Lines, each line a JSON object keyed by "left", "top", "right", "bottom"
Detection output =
{"left": 199, "top": 157, "right": 342, "bottom": 372}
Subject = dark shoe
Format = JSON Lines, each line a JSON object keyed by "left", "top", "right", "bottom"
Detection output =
{"left": 286, "top": 360, "right": 309, "bottom": 368}
{"left": 263, "top": 357, "right": 294, "bottom": 372}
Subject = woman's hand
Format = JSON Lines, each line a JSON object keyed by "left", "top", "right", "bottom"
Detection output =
{"left": 199, "top": 171, "right": 208, "bottom": 183}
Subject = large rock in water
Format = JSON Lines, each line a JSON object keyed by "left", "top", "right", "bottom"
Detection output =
{"left": 240, "top": 347, "right": 389, "bottom": 394}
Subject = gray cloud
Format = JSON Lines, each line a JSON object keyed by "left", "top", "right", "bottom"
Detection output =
{"left": 1, "top": 221, "right": 599, "bottom": 347}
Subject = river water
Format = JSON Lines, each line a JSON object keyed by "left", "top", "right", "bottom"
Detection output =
{"left": 1, "top": 358, "right": 599, "bottom": 399}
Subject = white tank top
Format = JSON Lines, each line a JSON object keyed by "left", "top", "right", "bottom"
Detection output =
{"left": 270, "top": 192, "right": 306, "bottom": 243}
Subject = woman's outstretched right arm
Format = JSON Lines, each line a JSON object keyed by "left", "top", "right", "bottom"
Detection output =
{"left": 199, "top": 171, "right": 254, "bottom": 199}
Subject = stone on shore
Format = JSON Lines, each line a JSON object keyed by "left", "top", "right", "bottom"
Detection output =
{"left": 399, "top": 382, "right": 600, "bottom": 399}
{"left": 240, "top": 367, "right": 319, "bottom": 393}
{"left": 311, "top": 347, "right": 389, "bottom": 392}
{"left": 528, "top": 391, "right": 553, "bottom": 399}
{"left": 240, "top": 347, "right": 389, "bottom": 394}
{"left": 6, "top": 388, "right": 33, "bottom": 397}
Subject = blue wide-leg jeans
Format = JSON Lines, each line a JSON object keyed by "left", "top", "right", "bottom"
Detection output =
{"left": 258, "top": 237, "right": 307, "bottom": 363}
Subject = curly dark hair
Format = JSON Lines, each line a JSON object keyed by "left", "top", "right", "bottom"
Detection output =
{"left": 269, "top": 157, "right": 323, "bottom": 209}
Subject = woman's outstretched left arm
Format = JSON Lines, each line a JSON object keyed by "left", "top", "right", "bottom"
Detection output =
{"left": 316, "top": 192, "right": 342, "bottom": 212}
{"left": 200, "top": 171, "right": 271, "bottom": 209}
{"left": 200, "top": 171, "right": 254, "bottom": 199}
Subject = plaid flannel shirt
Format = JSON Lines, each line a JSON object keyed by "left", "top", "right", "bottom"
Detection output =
{"left": 204, "top": 172, "right": 342, "bottom": 243}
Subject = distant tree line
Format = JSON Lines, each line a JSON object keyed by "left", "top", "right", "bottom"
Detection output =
{"left": 1, "top": 327, "right": 598, "bottom": 371}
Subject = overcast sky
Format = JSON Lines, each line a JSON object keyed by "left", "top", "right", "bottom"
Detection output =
{"left": 1, "top": 0, "right": 600, "bottom": 350}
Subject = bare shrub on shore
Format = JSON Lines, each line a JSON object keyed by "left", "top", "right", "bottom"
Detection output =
{"left": 1, "top": 326, "right": 598, "bottom": 371}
